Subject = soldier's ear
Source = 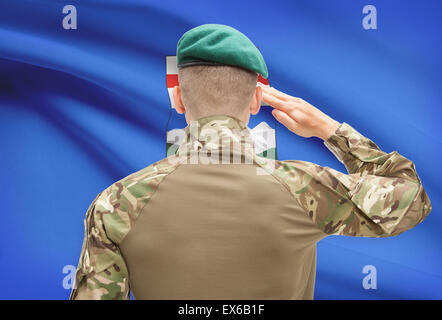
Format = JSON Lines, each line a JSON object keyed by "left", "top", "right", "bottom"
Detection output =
{"left": 250, "top": 85, "right": 262, "bottom": 115}
{"left": 173, "top": 85, "right": 186, "bottom": 114}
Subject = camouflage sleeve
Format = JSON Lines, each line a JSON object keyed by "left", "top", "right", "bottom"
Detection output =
{"left": 278, "top": 122, "right": 432, "bottom": 237}
{"left": 69, "top": 189, "right": 130, "bottom": 300}
{"left": 69, "top": 157, "right": 183, "bottom": 300}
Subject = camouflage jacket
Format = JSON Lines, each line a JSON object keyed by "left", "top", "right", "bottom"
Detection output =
{"left": 69, "top": 115, "right": 431, "bottom": 300}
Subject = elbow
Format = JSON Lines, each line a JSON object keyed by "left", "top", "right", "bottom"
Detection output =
{"left": 389, "top": 186, "right": 432, "bottom": 237}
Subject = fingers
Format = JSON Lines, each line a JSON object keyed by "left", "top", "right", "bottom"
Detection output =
{"left": 262, "top": 91, "right": 293, "bottom": 113}
{"left": 267, "top": 87, "right": 293, "bottom": 102}
{"left": 272, "top": 109, "right": 299, "bottom": 131}
{"left": 262, "top": 86, "right": 289, "bottom": 101}
{"left": 259, "top": 83, "right": 302, "bottom": 103}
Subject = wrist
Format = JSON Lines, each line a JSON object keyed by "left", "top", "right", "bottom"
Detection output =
{"left": 317, "top": 118, "right": 340, "bottom": 141}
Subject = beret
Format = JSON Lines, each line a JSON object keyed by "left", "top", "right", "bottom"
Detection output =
{"left": 176, "top": 24, "right": 268, "bottom": 79}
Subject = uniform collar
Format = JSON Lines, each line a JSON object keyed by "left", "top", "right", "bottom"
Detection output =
{"left": 176, "top": 114, "right": 256, "bottom": 160}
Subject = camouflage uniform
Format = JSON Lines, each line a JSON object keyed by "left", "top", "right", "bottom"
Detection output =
{"left": 70, "top": 115, "right": 431, "bottom": 300}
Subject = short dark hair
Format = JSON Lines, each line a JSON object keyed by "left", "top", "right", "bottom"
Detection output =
{"left": 178, "top": 65, "right": 258, "bottom": 118}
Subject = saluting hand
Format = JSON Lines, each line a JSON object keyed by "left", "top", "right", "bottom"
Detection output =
{"left": 258, "top": 83, "right": 340, "bottom": 141}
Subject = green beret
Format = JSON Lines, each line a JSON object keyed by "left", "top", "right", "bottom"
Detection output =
{"left": 176, "top": 24, "right": 268, "bottom": 79}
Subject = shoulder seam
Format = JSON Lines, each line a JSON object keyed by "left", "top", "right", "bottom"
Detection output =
{"left": 255, "top": 158, "right": 329, "bottom": 237}
{"left": 119, "top": 158, "right": 184, "bottom": 246}
{"left": 254, "top": 158, "right": 306, "bottom": 208}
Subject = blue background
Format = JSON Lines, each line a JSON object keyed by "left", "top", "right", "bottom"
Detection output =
{"left": 0, "top": 0, "right": 440, "bottom": 299}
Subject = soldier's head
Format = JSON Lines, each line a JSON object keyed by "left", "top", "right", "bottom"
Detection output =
{"left": 173, "top": 65, "right": 262, "bottom": 124}
{"left": 174, "top": 24, "right": 268, "bottom": 124}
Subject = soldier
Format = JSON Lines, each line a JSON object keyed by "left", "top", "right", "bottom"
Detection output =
{"left": 70, "top": 24, "right": 431, "bottom": 300}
